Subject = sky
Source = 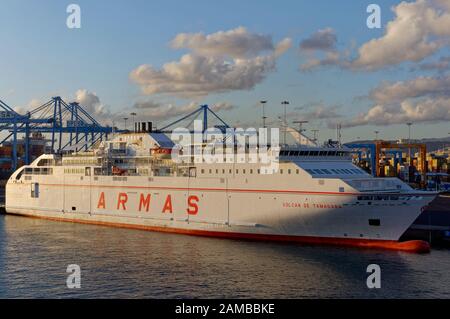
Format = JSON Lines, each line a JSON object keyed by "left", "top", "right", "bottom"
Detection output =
{"left": 0, "top": 0, "right": 449, "bottom": 143}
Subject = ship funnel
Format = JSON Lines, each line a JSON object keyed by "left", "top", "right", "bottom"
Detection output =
{"left": 134, "top": 121, "right": 153, "bottom": 133}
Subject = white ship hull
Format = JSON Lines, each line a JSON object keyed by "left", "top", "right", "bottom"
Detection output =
{"left": 6, "top": 171, "right": 435, "bottom": 253}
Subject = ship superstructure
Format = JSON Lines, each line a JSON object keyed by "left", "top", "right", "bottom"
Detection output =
{"left": 5, "top": 128, "right": 436, "bottom": 252}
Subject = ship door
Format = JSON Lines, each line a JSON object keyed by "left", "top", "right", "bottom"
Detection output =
{"left": 83, "top": 167, "right": 92, "bottom": 213}
{"left": 31, "top": 183, "right": 39, "bottom": 198}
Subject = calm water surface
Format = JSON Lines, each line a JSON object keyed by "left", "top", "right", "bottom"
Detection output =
{"left": 1, "top": 214, "right": 449, "bottom": 298}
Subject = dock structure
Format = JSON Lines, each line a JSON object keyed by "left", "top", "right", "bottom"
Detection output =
{"left": 0, "top": 96, "right": 114, "bottom": 170}
{"left": 345, "top": 141, "right": 427, "bottom": 182}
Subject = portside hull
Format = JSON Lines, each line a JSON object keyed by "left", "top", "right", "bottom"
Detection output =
{"left": 5, "top": 175, "right": 434, "bottom": 253}
{"left": 6, "top": 209, "right": 430, "bottom": 253}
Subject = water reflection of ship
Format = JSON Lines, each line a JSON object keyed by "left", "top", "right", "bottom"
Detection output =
{"left": 0, "top": 132, "right": 51, "bottom": 183}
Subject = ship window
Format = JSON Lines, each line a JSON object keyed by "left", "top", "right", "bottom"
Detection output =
{"left": 310, "top": 151, "right": 319, "bottom": 156}
{"left": 250, "top": 169, "right": 253, "bottom": 174}
{"left": 257, "top": 169, "right": 260, "bottom": 174}
{"left": 296, "top": 169, "right": 299, "bottom": 174}
{"left": 15, "top": 167, "right": 25, "bottom": 180}
{"left": 201, "top": 169, "right": 204, "bottom": 174}
{"left": 321, "top": 169, "right": 332, "bottom": 174}
{"left": 229, "top": 169, "right": 232, "bottom": 174}
{"left": 243, "top": 169, "right": 246, "bottom": 174}
{"left": 280, "top": 169, "right": 283, "bottom": 174}
{"left": 288, "top": 169, "right": 291, "bottom": 174}
{"left": 222, "top": 169, "right": 225, "bottom": 174}
{"left": 369, "top": 219, "right": 381, "bottom": 226}
{"left": 329, "top": 151, "right": 337, "bottom": 156}
{"left": 313, "top": 169, "right": 323, "bottom": 174}
{"left": 209, "top": 169, "right": 212, "bottom": 174}
{"left": 236, "top": 169, "right": 239, "bottom": 174}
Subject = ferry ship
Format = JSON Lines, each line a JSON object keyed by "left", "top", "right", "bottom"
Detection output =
{"left": 5, "top": 124, "right": 436, "bottom": 253}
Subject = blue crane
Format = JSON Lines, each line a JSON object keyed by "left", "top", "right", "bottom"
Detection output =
{"left": 0, "top": 96, "right": 114, "bottom": 170}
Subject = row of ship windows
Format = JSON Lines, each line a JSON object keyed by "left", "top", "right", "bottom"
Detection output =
{"left": 62, "top": 158, "right": 101, "bottom": 165}
{"left": 200, "top": 168, "right": 301, "bottom": 175}
{"left": 24, "top": 167, "right": 53, "bottom": 175}
{"left": 356, "top": 195, "right": 421, "bottom": 201}
{"left": 305, "top": 168, "right": 364, "bottom": 176}
{"left": 279, "top": 150, "right": 348, "bottom": 157}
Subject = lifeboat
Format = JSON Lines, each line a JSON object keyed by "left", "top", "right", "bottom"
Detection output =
{"left": 151, "top": 147, "right": 172, "bottom": 159}
{"left": 112, "top": 166, "right": 126, "bottom": 176}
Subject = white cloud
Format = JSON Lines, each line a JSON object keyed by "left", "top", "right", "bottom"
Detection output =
{"left": 341, "top": 97, "right": 450, "bottom": 127}
{"left": 133, "top": 100, "right": 163, "bottom": 110}
{"left": 130, "top": 27, "right": 291, "bottom": 97}
{"left": 171, "top": 26, "right": 274, "bottom": 59}
{"left": 13, "top": 98, "right": 42, "bottom": 114}
{"left": 301, "top": 103, "right": 342, "bottom": 121}
{"left": 75, "top": 89, "right": 113, "bottom": 125}
{"left": 210, "top": 102, "right": 235, "bottom": 112}
{"left": 339, "top": 74, "right": 450, "bottom": 127}
{"left": 352, "top": 0, "right": 450, "bottom": 70}
{"left": 300, "top": 51, "right": 342, "bottom": 71}
{"left": 300, "top": 1, "right": 450, "bottom": 72}
{"left": 369, "top": 75, "right": 450, "bottom": 104}
{"left": 299, "top": 28, "right": 337, "bottom": 52}
{"left": 413, "top": 56, "right": 450, "bottom": 72}
{"left": 298, "top": 28, "right": 350, "bottom": 71}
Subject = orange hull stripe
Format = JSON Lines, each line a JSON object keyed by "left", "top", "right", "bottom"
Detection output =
{"left": 8, "top": 212, "right": 430, "bottom": 253}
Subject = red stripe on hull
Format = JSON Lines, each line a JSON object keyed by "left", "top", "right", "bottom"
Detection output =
{"left": 7, "top": 212, "right": 430, "bottom": 254}
{"left": 38, "top": 183, "right": 437, "bottom": 197}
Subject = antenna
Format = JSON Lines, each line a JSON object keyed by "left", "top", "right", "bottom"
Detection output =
{"left": 311, "top": 129, "right": 319, "bottom": 143}
{"left": 281, "top": 101, "right": 289, "bottom": 145}
{"left": 336, "top": 123, "right": 342, "bottom": 145}
{"left": 260, "top": 100, "right": 267, "bottom": 128}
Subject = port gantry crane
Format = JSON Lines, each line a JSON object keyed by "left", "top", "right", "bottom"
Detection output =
{"left": 0, "top": 96, "right": 114, "bottom": 170}
{"left": 157, "top": 104, "right": 231, "bottom": 134}
{"left": 345, "top": 141, "right": 427, "bottom": 183}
